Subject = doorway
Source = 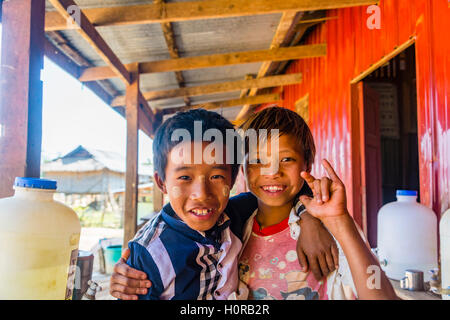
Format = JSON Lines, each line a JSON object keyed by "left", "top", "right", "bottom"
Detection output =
{"left": 354, "top": 45, "right": 419, "bottom": 248}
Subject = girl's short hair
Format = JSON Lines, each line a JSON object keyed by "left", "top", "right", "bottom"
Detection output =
{"left": 239, "top": 106, "right": 316, "bottom": 168}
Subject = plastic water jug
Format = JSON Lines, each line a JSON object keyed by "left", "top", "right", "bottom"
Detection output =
{"left": 0, "top": 178, "right": 81, "bottom": 299}
{"left": 377, "top": 190, "right": 438, "bottom": 281}
{"left": 441, "top": 209, "right": 450, "bottom": 300}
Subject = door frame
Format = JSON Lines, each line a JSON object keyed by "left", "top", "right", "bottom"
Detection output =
{"left": 349, "top": 38, "right": 417, "bottom": 241}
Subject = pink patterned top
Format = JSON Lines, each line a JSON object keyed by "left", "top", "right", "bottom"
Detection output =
{"left": 238, "top": 216, "right": 329, "bottom": 300}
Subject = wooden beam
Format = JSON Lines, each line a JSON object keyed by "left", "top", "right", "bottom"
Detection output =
{"left": 236, "top": 11, "right": 328, "bottom": 121}
{"left": 273, "top": 13, "right": 329, "bottom": 77}
{"left": 79, "top": 44, "right": 326, "bottom": 82}
{"left": 44, "top": 37, "right": 117, "bottom": 106}
{"left": 48, "top": 0, "right": 131, "bottom": 84}
{"left": 351, "top": 38, "right": 416, "bottom": 84}
{"left": 160, "top": 93, "right": 281, "bottom": 115}
{"left": 156, "top": 0, "right": 191, "bottom": 107}
{"left": 236, "top": 10, "right": 301, "bottom": 121}
{"left": 240, "top": 74, "right": 256, "bottom": 99}
{"left": 48, "top": 0, "right": 156, "bottom": 136}
{"left": 45, "top": 0, "right": 377, "bottom": 31}
{"left": 44, "top": 33, "right": 160, "bottom": 139}
{"left": 111, "top": 73, "right": 302, "bottom": 106}
{"left": 123, "top": 68, "right": 140, "bottom": 247}
{"left": 0, "top": 0, "right": 45, "bottom": 198}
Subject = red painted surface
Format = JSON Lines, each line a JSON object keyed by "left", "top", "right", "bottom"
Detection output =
{"left": 257, "top": 0, "right": 450, "bottom": 224}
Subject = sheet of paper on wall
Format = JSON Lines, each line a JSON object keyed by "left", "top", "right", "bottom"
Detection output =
{"left": 369, "top": 83, "right": 400, "bottom": 139}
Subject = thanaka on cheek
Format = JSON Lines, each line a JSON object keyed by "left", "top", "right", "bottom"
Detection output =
{"left": 222, "top": 185, "right": 230, "bottom": 197}
{"left": 171, "top": 186, "right": 182, "bottom": 199}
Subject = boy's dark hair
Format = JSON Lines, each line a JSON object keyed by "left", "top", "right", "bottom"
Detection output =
{"left": 153, "top": 108, "right": 241, "bottom": 182}
{"left": 239, "top": 106, "right": 316, "bottom": 169}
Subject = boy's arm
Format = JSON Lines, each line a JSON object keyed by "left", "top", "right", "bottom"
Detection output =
{"left": 110, "top": 243, "right": 163, "bottom": 300}
{"left": 127, "top": 242, "right": 164, "bottom": 300}
{"left": 110, "top": 248, "right": 151, "bottom": 300}
{"left": 297, "top": 213, "right": 340, "bottom": 280}
{"left": 229, "top": 192, "right": 339, "bottom": 279}
{"left": 300, "top": 159, "right": 398, "bottom": 300}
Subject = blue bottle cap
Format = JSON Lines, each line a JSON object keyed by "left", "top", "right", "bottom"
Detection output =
{"left": 14, "top": 177, "right": 57, "bottom": 190}
{"left": 396, "top": 190, "right": 418, "bottom": 196}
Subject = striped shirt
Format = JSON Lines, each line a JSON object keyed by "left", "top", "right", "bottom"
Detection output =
{"left": 127, "top": 192, "right": 257, "bottom": 300}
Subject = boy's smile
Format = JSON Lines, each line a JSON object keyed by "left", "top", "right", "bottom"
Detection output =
{"left": 156, "top": 141, "right": 233, "bottom": 232}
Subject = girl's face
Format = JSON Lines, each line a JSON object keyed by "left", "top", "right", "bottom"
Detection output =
{"left": 244, "top": 134, "right": 308, "bottom": 208}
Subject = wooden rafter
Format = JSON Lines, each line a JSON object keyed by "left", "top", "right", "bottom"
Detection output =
{"left": 158, "top": 93, "right": 282, "bottom": 115}
{"left": 235, "top": 10, "right": 301, "bottom": 121}
{"left": 48, "top": 0, "right": 130, "bottom": 84}
{"left": 45, "top": 31, "right": 120, "bottom": 103}
{"left": 78, "top": 44, "right": 326, "bottom": 82}
{"left": 240, "top": 74, "right": 256, "bottom": 99}
{"left": 272, "top": 12, "right": 329, "bottom": 77}
{"left": 156, "top": 0, "right": 191, "bottom": 107}
{"left": 48, "top": 0, "right": 156, "bottom": 136}
{"left": 45, "top": 0, "right": 378, "bottom": 31}
{"left": 236, "top": 11, "right": 329, "bottom": 121}
{"left": 44, "top": 37, "right": 116, "bottom": 107}
{"left": 111, "top": 73, "right": 302, "bottom": 107}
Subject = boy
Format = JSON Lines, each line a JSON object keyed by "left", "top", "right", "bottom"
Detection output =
{"left": 118, "top": 109, "right": 338, "bottom": 300}
{"left": 236, "top": 107, "right": 396, "bottom": 300}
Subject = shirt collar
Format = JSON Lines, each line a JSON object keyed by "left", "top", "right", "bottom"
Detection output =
{"left": 160, "top": 202, "right": 230, "bottom": 243}
{"left": 251, "top": 201, "right": 307, "bottom": 236}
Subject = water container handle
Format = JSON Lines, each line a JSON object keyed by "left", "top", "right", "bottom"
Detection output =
{"left": 400, "top": 276, "right": 409, "bottom": 290}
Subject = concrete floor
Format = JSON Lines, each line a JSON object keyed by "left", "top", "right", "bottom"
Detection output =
{"left": 78, "top": 227, "right": 123, "bottom": 300}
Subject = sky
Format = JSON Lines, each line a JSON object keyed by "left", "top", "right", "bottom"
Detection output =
{"left": 0, "top": 24, "right": 154, "bottom": 165}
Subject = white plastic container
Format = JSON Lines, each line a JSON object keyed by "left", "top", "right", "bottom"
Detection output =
{"left": 441, "top": 209, "right": 450, "bottom": 300}
{"left": 0, "top": 178, "right": 81, "bottom": 299}
{"left": 377, "top": 190, "right": 438, "bottom": 281}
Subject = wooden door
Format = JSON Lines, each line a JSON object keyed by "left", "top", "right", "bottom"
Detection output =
{"left": 359, "top": 82, "right": 383, "bottom": 248}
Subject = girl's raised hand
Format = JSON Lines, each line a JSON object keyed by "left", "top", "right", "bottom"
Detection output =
{"left": 299, "top": 159, "right": 349, "bottom": 221}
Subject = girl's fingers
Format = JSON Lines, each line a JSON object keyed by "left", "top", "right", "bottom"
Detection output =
{"left": 313, "top": 179, "right": 322, "bottom": 204}
{"left": 321, "top": 177, "right": 331, "bottom": 202}
{"left": 321, "top": 159, "right": 343, "bottom": 184}
{"left": 301, "top": 171, "right": 318, "bottom": 193}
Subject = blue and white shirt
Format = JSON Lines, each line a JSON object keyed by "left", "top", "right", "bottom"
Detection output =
{"left": 127, "top": 192, "right": 258, "bottom": 300}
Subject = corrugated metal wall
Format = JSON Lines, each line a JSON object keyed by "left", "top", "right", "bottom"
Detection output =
{"left": 257, "top": 0, "right": 449, "bottom": 220}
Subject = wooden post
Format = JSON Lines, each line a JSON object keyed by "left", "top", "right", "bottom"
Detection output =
{"left": 0, "top": 0, "right": 45, "bottom": 198}
{"left": 123, "top": 64, "right": 140, "bottom": 247}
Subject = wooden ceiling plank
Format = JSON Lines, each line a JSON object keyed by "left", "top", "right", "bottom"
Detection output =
{"left": 111, "top": 73, "right": 302, "bottom": 107}
{"left": 45, "top": 0, "right": 377, "bottom": 31}
{"left": 160, "top": 93, "right": 281, "bottom": 115}
{"left": 79, "top": 44, "right": 326, "bottom": 82}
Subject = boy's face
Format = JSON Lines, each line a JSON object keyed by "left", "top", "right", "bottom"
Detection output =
{"left": 244, "top": 134, "right": 308, "bottom": 208}
{"left": 156, "top": 141, "right": 233, "bottom": 232}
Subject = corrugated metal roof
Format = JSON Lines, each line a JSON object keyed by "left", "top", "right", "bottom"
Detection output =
{"left": 44, "top": 1, "right": 283, "bottom": 120}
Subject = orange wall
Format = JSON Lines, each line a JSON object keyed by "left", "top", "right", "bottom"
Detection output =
{"left": 257, "top": 0, "right": 449, "bottom": 219}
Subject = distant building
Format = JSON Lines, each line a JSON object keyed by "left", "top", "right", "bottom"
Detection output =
{"left": 42, "top": 145, "right": 152, "bottom": 194}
